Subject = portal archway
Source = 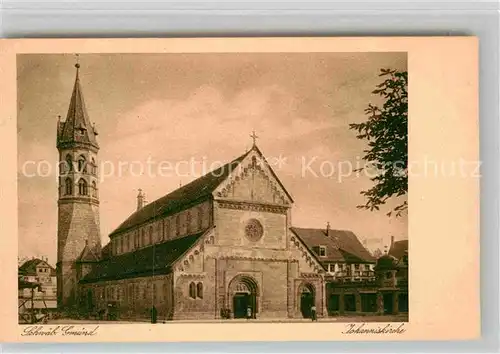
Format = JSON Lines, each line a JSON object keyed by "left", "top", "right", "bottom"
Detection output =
{"left": 228, "top": 275, "right": 259, "bottom": 319}
{"left": 299, "top": 283, "right": 315, "bottom": 319}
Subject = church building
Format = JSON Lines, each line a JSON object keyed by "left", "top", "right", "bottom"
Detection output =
{"left": 56, "top": 63, "right": 376, "bottom": 321}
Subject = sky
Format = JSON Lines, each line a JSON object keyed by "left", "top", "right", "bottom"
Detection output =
{"left": 17, "top": 52, "right": 408, "bottom": 266}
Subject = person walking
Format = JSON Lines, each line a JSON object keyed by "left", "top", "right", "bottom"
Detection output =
{"left": 151, "top": 305, "right": 158, "bottom": 324}
{"left": 310, "top": 304, "right": 317, "bottom": 321}
{"left": 246, "top": 306, "right": 252, "bottom": 320}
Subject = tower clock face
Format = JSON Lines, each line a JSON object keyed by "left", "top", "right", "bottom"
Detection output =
{"left": 244, "top": 219, "right": 264, "bottom": 242}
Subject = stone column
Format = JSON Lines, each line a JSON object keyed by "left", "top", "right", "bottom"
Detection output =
{"left": 377, "top": 292, "right": 384, "bottom": 315}
{"left": 355, "top": 292, "right": 362, "bottom": 313}
{"left": 339, "top": 290, "right": 345, "bottom": 315}
{"left": 393, "top": 291, "right": 399, "bottom": 315}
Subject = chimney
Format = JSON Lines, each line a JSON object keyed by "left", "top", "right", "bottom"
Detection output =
{"left": 137, "top": 189, "right": 145, "bottom": 211}
{"left": 325, "top": 221, "right": 330, "bottom": 237}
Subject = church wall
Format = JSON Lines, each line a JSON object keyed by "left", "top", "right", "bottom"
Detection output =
{"left": 80, "top": 273, "right": 174, "bottom": 321}
{"left": 214, "top": 203, "right": 287, "bottom": 250}
{"left": 111, "top": 200, "right": 212, "bottom": 257}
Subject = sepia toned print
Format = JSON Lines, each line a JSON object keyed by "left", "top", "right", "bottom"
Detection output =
{"left": 0, "top": 37, "right": 479, "bottom": 342}
{"left": 18, "top": 52, "right": 408, "bottom": 324}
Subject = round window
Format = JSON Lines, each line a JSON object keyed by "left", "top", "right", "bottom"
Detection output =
{"left": 244, "top": 219, "right": 264, "bottom": 242}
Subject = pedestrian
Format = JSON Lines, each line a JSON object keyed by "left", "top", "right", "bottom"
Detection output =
{"left": 151, "top": 305, "right": 157, "bottom": 324}
{"left": 311, "top": 304, "right": 317, "bottom": 321}
{"left": 246, "top": 306, "right": 252, "bottom": 320}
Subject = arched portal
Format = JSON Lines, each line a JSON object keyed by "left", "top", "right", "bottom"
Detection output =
{"left": 228, "top": 275, "right": 259, "bottom": 319}
{"left": 299, "top": 283, "right": 315, "bottom": 319}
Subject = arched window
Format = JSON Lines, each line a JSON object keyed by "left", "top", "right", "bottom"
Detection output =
{"left": 148, "top": 226, "right": 153, "bottom": 244}
{"left": 91, "top": 181, "right": 97, "bottom": 197}
{"left": 189, "top": 282, "right": 196, "bottom": 299}
{"left": 78, "top": 178, "right": 88, "bottom": 195}
{"left": 66, "top": 154, "right": 73, "bottom": 172}
{"left": 91, "top": 158, "right": 97, "bottom": 175}
{"left": 186, "top": 211, "right": 192, "bottom": 234}
{"left": 65, "top": 177, "right": 73, "bottom": 195}
{"left": 175, "top": 214, "right": 180, "bottom": 236}
{"left": 196, "top": 282, "right": 203, "bottom": 299}
{"left": 198, "top": 206, "right": 203, "bottom": 230}
{"left": 164, "top": 219, "right": 170, "bottom": 240}
{"left": 78, "top": 155, "right": 87, "bottom": 173}
{"left": 141, "top": 229, "right": 146, "bottom": 247}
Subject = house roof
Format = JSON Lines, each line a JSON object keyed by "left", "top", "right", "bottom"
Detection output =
{"left": 389, "top": 240, "right": 408, "bottom": 261}
{"left": 80, "top": 230, "right": 207, "bottom": 283}
{"left": 109, "top": 150, "right": 252, "bottom": 236}
{"left": 290, "top": 227, "right": 375, "bottom": 264}
{"left": 18, "top": 259, "right": 56, "bottom": 276}
{"left": 57, "top": 64, "right": 98, "bottom": 149}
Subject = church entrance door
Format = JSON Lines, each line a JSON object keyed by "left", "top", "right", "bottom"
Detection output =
{"left": 233, "top": 293, "right": 251, "bottom": 318}
{"left": 300, "top": 284, "right": 315, "bottom": 319}
{"left": 228, "top": 275, "right": 258, "bottom": 319}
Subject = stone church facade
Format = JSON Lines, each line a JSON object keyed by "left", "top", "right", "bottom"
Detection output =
{"left": 56, "top": 64, "right": 377, "bottom": 321}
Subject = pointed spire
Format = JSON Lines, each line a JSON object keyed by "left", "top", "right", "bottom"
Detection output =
{"left": 57, "top": 57, "right": 99, "bottom": 150}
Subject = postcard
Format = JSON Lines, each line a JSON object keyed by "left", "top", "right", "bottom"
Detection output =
{"left": 0, "top": 37, "right": 479, "bottom": 342}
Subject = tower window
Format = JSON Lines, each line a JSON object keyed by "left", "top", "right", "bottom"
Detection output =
{"left": 65, "top": 154, "right": 73, "bottom": 172}
{"left": 91, "top": 181, "right": 97, "bottom": 198}
{"left": 91, "top": 158, "right": 97, "bottom": 175}
{"left": 65, "top": 178, "right": 73, "bottom": 195}
{"left": 78, "top": 155, "right": 87, "bottom": 173}
{"left": 78, "top": 178, "right": 88, "bottom": 195}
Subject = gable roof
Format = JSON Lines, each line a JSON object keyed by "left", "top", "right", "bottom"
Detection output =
{"left": 290, "top": 227, "right": 375, "bottom": 263}
{"left": 80, "top": 230, "right": 207, "bottom": 283}
{"left": 109, "top": 150, "right": 252, "bottom": 236}
{"left": 19, "top": 258, "right": 56, "bottom": 276}
{"left": 389, "top": 239, "right": 408, "bottom": 261}
{"left": 57, "top": 65, "right": 99, "bottom": 149}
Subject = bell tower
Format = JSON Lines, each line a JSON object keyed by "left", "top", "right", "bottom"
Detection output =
{"left": 56, "top": 61, "right": 101, "bottom": 309}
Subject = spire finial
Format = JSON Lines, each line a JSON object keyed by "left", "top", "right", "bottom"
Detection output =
{"left": 250, "top": 130, "right": 259, "bottom": 146}
{"left": 75, "top": 54, "right": 80, "bottom": 69}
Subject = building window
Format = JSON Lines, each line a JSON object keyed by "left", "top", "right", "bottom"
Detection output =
{"left": 65, "top": 154, "right": 73, "bottom": 172}
{"left": 148, "top": 226, "right": 153, "bottom": 244}
{"left": 189, "top": 282, "right": 196, "bottom": 299}
{"left": 364, "top": 264, "right": 370, "bottom": 271}
{"left": 319, "top": 246, "right": 326, "bottom": 257}
{"left": 198, "top": 206, "right": 203, "bottom": 230}
{"left": 141, "top": 229, "right": 146, "bottom": 247}
{"left": 360, "top": 293, "right": 377, "bottom": 312}
{"left": 91, "top": 181, "right": 97, "bottom": 197}
{"left": 153, "top": 283, "right": 157, "bottom": 302}
{"left": 355, "top": 264, "right": 360, "bottom": 270}
{"left": 142, "top": 284, "right": 147, "bottom": 300}
{"left": 78, "top": 178, "right": 88, "bottom": 195}
{"left": 163, "top": 282, "right": 168, "bottom": 301}
{"left": 134, "top": 231, "right": 139, "bottom": 248}
{"left": 186, "top": 211, "right": 192, "bottom": 234}
{"left": 164, "top": 219, "right": 170, "bottom": 240}
{"left": 119, "top": 237, "right": 123, "bottom": 254}
{"left": 344, "top": 294, "right": 356, "bottom": 312}
{"left": 91, "top": 158, "right": 97, "bottom": 175}
{"left": 196, "top": 282, "right": 203, "bottom": 299}
{"left": 328, "top": 264, "right": 335, "bottom": 273}
{"left": 65, "top": 178, "right": 73, "bottom": 195}
{"left": 176, "top": 215, "right": 180, "bottom": 236}
{"left": 78, "top": 155, "right": 87, "bottom": 173}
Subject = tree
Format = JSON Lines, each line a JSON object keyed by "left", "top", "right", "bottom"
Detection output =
{"left": 349, "top": 68, "right": 408, "bottom": 217}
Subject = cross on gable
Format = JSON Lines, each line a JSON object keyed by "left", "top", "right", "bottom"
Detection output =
{"left": 250, "top": 131, "right": 259, "bottom": 146}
